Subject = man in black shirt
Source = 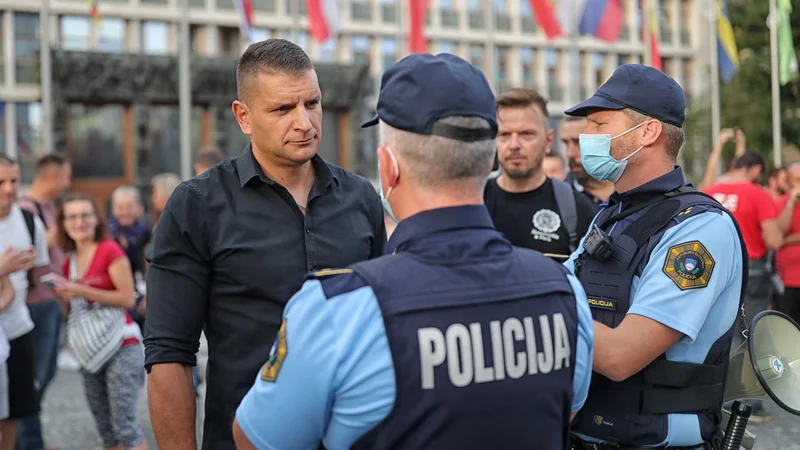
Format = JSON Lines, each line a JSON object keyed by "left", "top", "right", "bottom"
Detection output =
{"left": 143, "top": 39, "right": 386, "bottom": 450}
{"left": 485, "top": 88, "right": 598, "bottom": 259}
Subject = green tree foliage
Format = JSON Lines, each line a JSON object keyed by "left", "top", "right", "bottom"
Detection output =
{"left": 682, "top": 0, "right": 800, "bottom": 181}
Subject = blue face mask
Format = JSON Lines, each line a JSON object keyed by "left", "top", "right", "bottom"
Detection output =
{"left": 578, "top": 121, "right": 648, "bottom": 183}
{"left": 379, "top": 148, "right": 399, "bottom": 223}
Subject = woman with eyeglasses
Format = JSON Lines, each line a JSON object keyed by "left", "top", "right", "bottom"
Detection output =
{"left": 52, "top": 193, "right": 147, "bottom": 450}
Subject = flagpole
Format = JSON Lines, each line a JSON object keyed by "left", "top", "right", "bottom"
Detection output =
{"left": 769, "top": 0, "right": 782, "bottom": 167}
{"left": 486, "top": 0, "right": 496, "bottom": 92}
{"left": 290, "top": 0, "right": 299, "bottom": 43}
{"left": 708, "top": 0, "right": 720, "bottom": 153}
{"left": 178, "top": 0, "right": 192, "bottom": 180}
{"left": 643, "top": 0, "right": 652, "bottom": 66}
{"left": 40, "top": 0, "right": 53, "bottom": 153}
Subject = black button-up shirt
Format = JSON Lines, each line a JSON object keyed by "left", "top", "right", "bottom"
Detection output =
{"left": 143, "top": 147, "right": 386, "bottom": 450}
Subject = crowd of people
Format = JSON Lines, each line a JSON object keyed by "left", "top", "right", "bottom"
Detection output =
{"left": 0, "top": 146, "right": 224, "bottom": 449}
{"left": 0, "top": 37, "right": 798, "bottom": 450}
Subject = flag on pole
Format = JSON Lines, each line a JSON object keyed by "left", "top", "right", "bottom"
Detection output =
{"left": 88, "top": 0, "right": 100, "bottom": 24}
{"left": 579, "top": 0, "right": 625, "bottom": 42}
{"left": 530, "top": 0, "right": 565, "bottom": 39}
{"left": 716, "top": 0, "right": 740, "bottom": 83}
{"left": 308, "top": 0, "right": 339, "bottom": 44}
{"left": 643, "top": 0, "right": 662, "bottom": 71}
{"left": 233, "top": 0, "right": 255, "bottom": 45}
{"left": 409, "top": 0, "right": 429, "bottom": 53}
{"left": 777, "top": 0, "right": 798, "bottom": 85}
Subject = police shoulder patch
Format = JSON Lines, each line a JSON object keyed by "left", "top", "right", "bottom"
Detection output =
{"left": 260, "top": 319, "right": 288, "bottom": 382}
{"left": 662, "top": 240, "right": 715, "bottom": 290}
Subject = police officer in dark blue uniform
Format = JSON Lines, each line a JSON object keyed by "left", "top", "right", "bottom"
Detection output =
{"left": 231, "top": 53, "right": 595, "bottom": 450}
{"left": 563, "top": 65, "right": 747, "bottom": 449}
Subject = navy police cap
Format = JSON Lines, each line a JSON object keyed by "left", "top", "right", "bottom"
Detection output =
{"left": 565, "top": 64, "right": 686, "bottom": 128}
{"left": 361, "top": 53, "right": 498, "bottom": 142}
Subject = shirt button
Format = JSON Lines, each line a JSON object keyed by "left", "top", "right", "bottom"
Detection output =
{"left": 306, "top": 229, "right": 311, "bottom": 234}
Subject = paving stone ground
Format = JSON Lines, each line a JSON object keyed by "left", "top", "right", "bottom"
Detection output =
{"left": 39, "top": 368, "right": 800, "bottom": 450}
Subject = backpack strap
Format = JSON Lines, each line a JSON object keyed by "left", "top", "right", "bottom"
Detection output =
{"left": 552, "top": 178, "right": 579, "bottom": 252}
{"left": 21, "top": 208, "right": 37, "bottom": 288}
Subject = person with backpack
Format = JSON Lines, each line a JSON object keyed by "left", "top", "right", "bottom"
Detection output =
{"left": 15, "top": 153, "right": 71, "bottom": 450}
{"left": 485, "top": 88, "right": 599, "bottom": 261}
{"left": 0, "top": 156, "right": 49, "bottom": 450}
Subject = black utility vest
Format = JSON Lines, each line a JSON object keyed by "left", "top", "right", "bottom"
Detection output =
{"left": 349, "top": 247, "right": 579, "bottom": 450}
{"left": 572, "top": 187, "right": 748, "bottom": 446}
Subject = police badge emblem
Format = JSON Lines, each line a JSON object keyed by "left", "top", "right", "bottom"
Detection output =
{"left": 662, "top": 240, "right": 715, "bottom": 290}
{"left": 260, "top": 319, "right": 288, "bottom": 382}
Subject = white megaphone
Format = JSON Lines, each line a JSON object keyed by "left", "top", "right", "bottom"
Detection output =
{"left": 719, "top": 310, "right": 800, "bottom": 449}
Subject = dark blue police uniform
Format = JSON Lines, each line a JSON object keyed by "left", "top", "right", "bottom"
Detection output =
{"left": 235, "top": 53, "right": 595, "bottom": 450}
{"left": 563, "top": 65, "right": 748, "bottom": 448}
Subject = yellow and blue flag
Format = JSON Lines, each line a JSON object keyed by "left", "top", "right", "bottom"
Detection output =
{"left": 717, "top": 0, "right": 740, "bottom": 83}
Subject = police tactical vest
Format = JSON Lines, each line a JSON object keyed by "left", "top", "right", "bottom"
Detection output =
{"left": 349, "top": 247, "right": 579, "bottom": 450}
{"left": 572, "top": 186, "right": 748, "bottom": 446}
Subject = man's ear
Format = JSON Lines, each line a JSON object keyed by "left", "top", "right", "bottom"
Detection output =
{"left": 377, "top": 146, "right": 398, "bottom": 191}
{"left": 232, "top": 100, "right": 252, "bottom": 136}
{"left": 641, "top": 120, "right": 663, "bottom": 148}
{"left": 545, "top": 129, "right": 555, "bottom": 154}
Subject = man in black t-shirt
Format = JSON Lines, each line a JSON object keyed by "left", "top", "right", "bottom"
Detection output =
{"left": 485, "top": 89, "right": 598, "bottom": 259}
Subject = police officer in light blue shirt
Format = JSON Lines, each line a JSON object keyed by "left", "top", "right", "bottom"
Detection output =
{"left": 233, "top": 53, "right": 595, "bottom": 450}
{"left": 562, "top": 65, "right": 747, "bottom": 449}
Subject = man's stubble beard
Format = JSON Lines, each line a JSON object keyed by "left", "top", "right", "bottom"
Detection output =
{"left": 502, "top": 146, "right": 545, "bottom": 181}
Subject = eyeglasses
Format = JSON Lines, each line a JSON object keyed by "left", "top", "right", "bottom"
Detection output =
{"left": 64, "top": 213, "right": 96, "bottom": 222}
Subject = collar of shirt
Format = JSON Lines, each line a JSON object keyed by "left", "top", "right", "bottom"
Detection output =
{"left": 386, "top": 205, "right": 496, "bottom": 254}
{"left": 236, "top": 145, "right": 339, "bottom": 190}
{"left": 608, "top": 166, "right": 686, "bottom": 207}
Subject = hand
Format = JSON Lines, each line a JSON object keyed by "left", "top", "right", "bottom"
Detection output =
{"left": 791, "top": 188, "right": 800, "bottom": 202}
{"left": 735, "top": 127, "right": 746, "bottom": 143}
{"left": 0, "top": 246, "right": 36, "bottom": 277}
{"left": 719, "top": 128, "right": 735, "bottom": 144}
{"left": 53, "top": 282, "right": 85, "bottom": 300}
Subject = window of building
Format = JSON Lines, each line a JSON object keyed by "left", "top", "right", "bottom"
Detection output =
{"left": 683, "top": 58, "right": 693, "bottom": 92}
{"left": 253, "top": 0, "right": 277, "bottom": 12}
{"left": 547, "top": 49, "right": 562, "bottom": 101}
{"left": 469, "top": 45, "right": 484, "bottom": 70}
{"left": 680, "top": 0, "right": 691, "bottom": 45}
{"left": 496, "top": 46, "right": 509, "bottom": 91}
{"left": 380, "top": 38, "right": 396, "bottom": 70}
{"left": 436, "top": 40, "right": 455, "bottom": 55}
{"left": 351, "top": 0, "right": 372, "bottom": 21}
{"left": 67, "top": 104, "right": 125, "bottom": 178}
{"left": 467, "top": 0, "right": 481, "bottom": 10}
{"left": 318, "top": 37, "right": 338, "bottom": 62}
{"left": 251, "top": 28, "right": 270, "bottom": 42}
{"left": 521, "top": 47, "right": 535, "bottom": 88}
{"left": 16, "top": 102, "right": 41, "bottom": 158}
{"left": 592, "top": 52, "right": 605, "bottom": 86}
{"left": 439, "top": 0, "right": 453, "bottom": 7}
{"left": 294, "top": 31, "right": 309, "bottom": 52}
{"left": 493, "top": 0, "right": 506, "bottom": 13}
{"left": 219, "top": 27, "right": 240, "bottom": 55}
{"left": 352, "top": 35, "right": 371, "bottom": 66}
{"left": 521, "top": 0, "right": 531, "bottom": 15}
{"left": 147, "top": 106, "right": 203, "bottom": 175}
{"left": 659, "top": 0, "right": 672, "bottom": 41}
{"left": 98, "top": 18, "right": 125, "bottom": 52}
{"left": 142, "top": 21, "right": 169, "bottom": 54}
{"left": 379, "top": 0, "right": 397, "bottom": 23}
{"left": 61, "top": 16, "right": 91, "bottom": 51}
{"left": 15, "top": 13, "right": 40, "bottom": 84}
{"left": 217, "top": 0, "right": 235, "bottom": 9}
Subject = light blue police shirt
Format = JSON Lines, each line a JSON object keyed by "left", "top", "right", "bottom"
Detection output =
{"left": 235, "top": 274, "right": 595, "bottom": 450}
{"left": 565, "top": 208, "right": 744, "bottom": 447}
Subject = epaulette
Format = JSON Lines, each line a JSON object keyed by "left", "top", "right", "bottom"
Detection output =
{"left": 305, "top": 268, "right": 369, "bottom": 300}
{"left": 305, "top": 268, "right": 354, "bottom": 280}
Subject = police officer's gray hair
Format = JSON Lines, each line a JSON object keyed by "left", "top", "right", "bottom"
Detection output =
{"left": 623, "top": 109, "right": 684, "bottom": 161}
{"left": 111, "top": 186, "right": 142, "bottom": 205}
{"left": 151, "top": 173, "right": 182, "bottom": 199}
{"left": 379, "top": 117, "right": 496, "bottom": 188}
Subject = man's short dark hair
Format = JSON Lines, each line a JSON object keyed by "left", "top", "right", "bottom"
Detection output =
{"left": 734, "top": 151, "right": 767, "bottom": 171}
{"left": 0, "top": 154, "right": 16, "bottom": 166}
{"left": 236, "top": 39, "right": 315, "bottom": 103}
{"left": 196, "top": 147, "right": 225, "bottom": 168}
{"left": 767, "top": 166, "right": 785, "bottom": 179}
{"left": 496, "top": 88, "right": 549, "bottom": 120}
{"left": 36, "top": 153, "right": 68, "bottom": 174}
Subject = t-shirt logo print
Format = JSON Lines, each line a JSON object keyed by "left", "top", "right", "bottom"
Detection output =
{"left": 531, "top": 209, "right": 562, "bottom": 243}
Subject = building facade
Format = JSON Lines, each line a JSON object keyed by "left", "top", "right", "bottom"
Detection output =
{"left": 0, "top": 0, "right": 706, "bottom": 205}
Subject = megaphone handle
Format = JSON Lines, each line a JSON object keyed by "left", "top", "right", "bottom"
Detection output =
{"left": 722, "top": 401, "right": 752, "bottom": 450}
